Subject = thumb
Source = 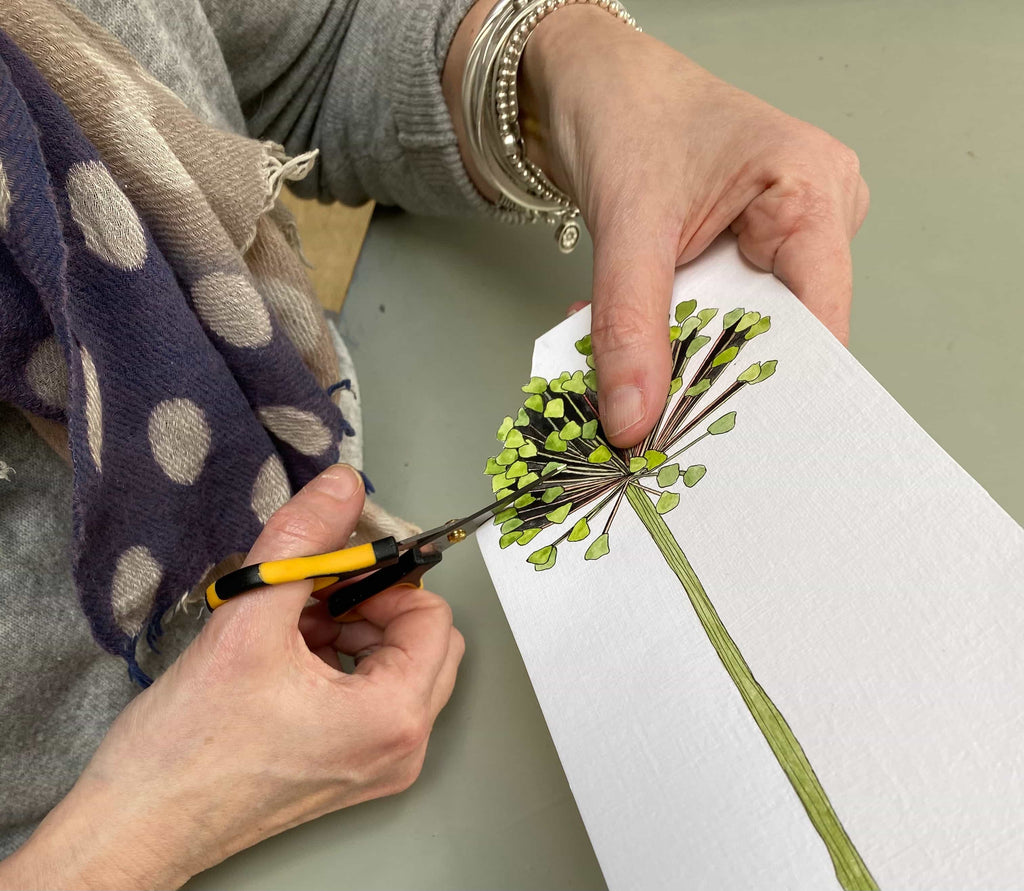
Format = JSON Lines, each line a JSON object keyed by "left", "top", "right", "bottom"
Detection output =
{"left": 590, "top": 221, "right": 675, "bottom": 447}
{"left": 227, "top": 463, "right": 366, "bottom": 625}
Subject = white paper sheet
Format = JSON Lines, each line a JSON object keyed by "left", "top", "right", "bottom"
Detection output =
{"left": 478, "top": 236, "right": 1024, "bottom": 890}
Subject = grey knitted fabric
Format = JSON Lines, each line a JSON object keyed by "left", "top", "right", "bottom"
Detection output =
{"left": 0, "top": 0, "right": 482, "bottom": 856}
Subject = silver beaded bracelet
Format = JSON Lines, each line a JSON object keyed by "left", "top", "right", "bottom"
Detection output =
{"left": 462, "top": 0, "right": 640, "bottom": 253}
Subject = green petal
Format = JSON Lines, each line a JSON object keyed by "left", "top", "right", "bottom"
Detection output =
{"left": 711, "top": 346, "right": 739, "bottom": 367}
{"left": 517, "top": 527, "right": 542, "bottom": 546}
{"left": 685, "top": 334, "right": 711, "bottom": 358}
{"left": 542, "top": 462, "right": 565, "bottom": 477}
{"left": 504, "top": 429, "right": 526, "bottom": 449}
{"left": 586, "top": 354, "right": 596, "bottom": 369}
{"left": 522, "top": 376, "right": 548, "bottom": 394}
{"left": 507, "top": 461, "right": 529, "bottom": 478}
{"left": 560, "top": 420, "right": 582, "bottom": 441}
{"left": 497, "top": 448, "right": 517, "bottom": 465}
{"left": 582, "top": 419, "right": 598, "bottom": 439}
{"left": 491, "top": 473, "right": 512, "bottom": 492}
{"left": 685, "top": 379, "right": 711, "bottom": 397}
{"left": 737, "top": 362, "right": 761, "bottom": 384}
{"left": 517, "top": 472, "right": 540, "bottom": 489}
{"left": 514, "top": 407, "right": 531, "bottom": 427}
{"left": 583, "top": 369, "right": 597, "bottom": 391}
{"left": 668, "top": 378, "right": 683, "bottom": 396}
{"left": 575, "top": 334, "right": 593, "bottom": 356}
{"left": 535, "top": 549, "right": 557, "bottom": 571}
{"left": 656, "top": 492, "right": 680, "bottom": 514}
{"left": 519, "top": 441, "right": 538, "bottom": 458}
{"left": 514, "top": 493, "right": 537, "bottom": 508}
{"left": 564, "top": 370, "right": 587, "bottom": 394}
{"left": 683, "top": 464, "right": 707, "bottom": 487}
{"left": 544, "top": 430, "right": 568, "bottom": 452}
{"left": 696, "top": 308, "right": 718, "bottom": 328}
{"left": 494, "top": 488, "right": 514, "bottom": 500}
{"left": 708, "top": 412, "right": 737, "bottom": 435}
{"left": 485, "top": 457, "right": 503, "bottom": 475}
{"left": 524, "top": 394, "right": 544, "bottom": 412}
{"left": 744, "top": 315, "right": 772, "bottom": 340}
{"left": 669, "top": 325, "right": 682, "bottom": 342}
{"left": 754, "top": 359, "right": 778, "bottom": 383}
{"left": 645, "top": 449, "right": 667, "bottom": 469}
{"left": 588, "top": 445, "right": 612, "bottom": 464}
{"left": 657, "top": 463, "right": 680, "bottom": 487}
{"left": 584, "top": 533, "right": 610, "bottom": 561}
{"left": 723, "top": 308, "right": 744, "bottom": 328}
{"left": 545, "top": 502, "right": 572, "bottom": 524}
{"left": 736, "top": 310, "right": 761, "bottom": 332}
{"left": 544, "top": 398, "right": 565, "bottom": 418}
{"left": 540, "top": 485, "right": 564, "bottom": 504}
{"left": 679, "top": 317, "right": 701, "bottom": 340}
{"left": 568, "top": 517, "right": 591, "bottom": 542}
{"left": 527, "top": 545, "right": 555, "bottom": 566}
{"left": 674, "top": 299, "right": 697, "bottom": 323}
{"left": 496, "top": 417, "right": 514, "bottom": 440}
{"left": 499, "top": 531, "right": 522, "bottom": 548}
{"left": 500, "top": 518, "right": 524, "bottom": 534}
{"left": 493, "top": 508, "right": 517, "bottom": 525}
{"left": 628, "top": 456, "right": 646, "bottom": 473}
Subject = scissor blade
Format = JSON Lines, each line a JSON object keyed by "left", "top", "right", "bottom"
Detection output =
{"left": 398, "top": 463, "right": 565, "bottom": 553}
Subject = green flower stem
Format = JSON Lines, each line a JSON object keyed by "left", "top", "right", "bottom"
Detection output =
{"left": 625, "top": 484, "right": 877, "bottom": 891}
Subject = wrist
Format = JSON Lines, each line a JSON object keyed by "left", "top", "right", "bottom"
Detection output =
{"left": 1, "top": 734, "right": 248, "bottom": 891}
{"left": 518, "top": 4, "right": 634, "bottom": 195}
{"left": 4, "top": 773, "right": 198, "bottom": 890}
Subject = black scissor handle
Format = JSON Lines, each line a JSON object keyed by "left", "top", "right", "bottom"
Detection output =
{"left": 324, "top": 547, "right": 443, "bottom": 621}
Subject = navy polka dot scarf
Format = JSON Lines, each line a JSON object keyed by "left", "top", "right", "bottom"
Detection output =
{"left": 0, "top": 29, "right": 357, "bottom": 683}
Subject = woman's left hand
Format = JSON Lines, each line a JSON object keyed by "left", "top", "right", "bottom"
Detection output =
{"left": 446, "top": 2, "right": 869, "bottom": 448}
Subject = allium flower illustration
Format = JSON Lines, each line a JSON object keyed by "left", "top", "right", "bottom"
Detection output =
{"left": 486, "top": 300, "right": 775, "bottom": 569}
{"left": 485, "top": 301, "right": 878, "bottom": 891}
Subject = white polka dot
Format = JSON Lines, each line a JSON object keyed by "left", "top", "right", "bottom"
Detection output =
{"left": 192, "top": 272, "right": 273, "bottom": 348}
{"left": 251, "top": 454, "right": 290, "bottom": 524}
{"left": 111, "top": 545, "right": 163, "bottom": 637}
{"left": 66, "top": 162, "right": 147, "bottom": 271}
{"left": 25, "top": 336, "right": 69, "bottom": 409}
{"left": 148, "top": 398, "right": 211, "bottom": 485}
{"left": 80, "top": 346, "right": 103, "bottom": 472}
{"left": 258, "top": 406, "right": 333, "bottom": 456}
{"left": 0, "top": 159, "right": 10, "bottom": 231}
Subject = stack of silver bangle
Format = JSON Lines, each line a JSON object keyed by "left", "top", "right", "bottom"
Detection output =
{"left": 462, "top": 0, "right": 639, "bottom": 253}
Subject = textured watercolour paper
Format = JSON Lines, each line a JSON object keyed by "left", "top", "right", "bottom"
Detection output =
{"left": 477, "top": 235, "right": 1024, "bottom": 890}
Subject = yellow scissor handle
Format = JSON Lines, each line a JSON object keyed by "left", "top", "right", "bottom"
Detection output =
{"left": 205, "top": 538, "right": 399, "bottom": 610}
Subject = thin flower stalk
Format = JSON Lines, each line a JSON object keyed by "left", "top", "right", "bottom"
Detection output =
{"left": 484, "top": 301, "right": 877, "bottom": 889}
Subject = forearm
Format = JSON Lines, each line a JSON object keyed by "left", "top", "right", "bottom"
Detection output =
{"left": 0, "top": 774, "right": 196, "bottom": 890}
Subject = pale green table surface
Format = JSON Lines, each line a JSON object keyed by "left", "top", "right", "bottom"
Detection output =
{"left": 189, "top": 1, "right": 1023, "bottom": 887}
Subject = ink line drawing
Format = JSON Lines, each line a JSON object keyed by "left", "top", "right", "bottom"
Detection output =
{"left": 485, "top": 301, "right": 877, "bottom": 890}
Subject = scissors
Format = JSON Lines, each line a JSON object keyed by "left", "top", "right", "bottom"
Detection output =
{"left": 205, "top": 463, "right": 564, "bottom": 620}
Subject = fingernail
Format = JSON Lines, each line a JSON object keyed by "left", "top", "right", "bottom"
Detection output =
{"left": 602, "top": 385, "right": 644, "bottom": 438}
{"left": 317, "top": 463, "right": 361, "bottom": 499}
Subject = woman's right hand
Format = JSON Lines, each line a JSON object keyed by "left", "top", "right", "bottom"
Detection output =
{"left": 0, "top": 464, "right": 464, "bottom": 890}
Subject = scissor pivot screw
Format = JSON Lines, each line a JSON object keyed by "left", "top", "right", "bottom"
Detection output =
{"left": 447, "top": 528, "right": 467, "bottom": 544}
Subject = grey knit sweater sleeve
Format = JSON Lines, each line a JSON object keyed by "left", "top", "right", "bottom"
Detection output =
{"left": 77, "top": 0, "right": 488, "bottom": 214}
{"left": 200, "top": 0, "right": 489, "bottom": 215}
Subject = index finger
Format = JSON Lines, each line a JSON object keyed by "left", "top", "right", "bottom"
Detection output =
{"left": 771, "top": 223, "right": 853, "bottom": 344}
{"left": 353, "top": 585, "right": 455, "bottom": 700}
